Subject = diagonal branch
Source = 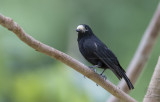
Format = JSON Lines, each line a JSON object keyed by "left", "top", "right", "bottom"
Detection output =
{"left": 143, "top": 57, "right": 160, "bottom": 102}
{"left": 108, "top": 2, "right": 160, "bottom": 102}
{"left": 0, "top": 14, "right": 137, "bottom": 102}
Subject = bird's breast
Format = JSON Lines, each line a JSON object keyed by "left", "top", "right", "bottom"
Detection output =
{"left": 78, "top": 38, "right": 99, "bottom": 65}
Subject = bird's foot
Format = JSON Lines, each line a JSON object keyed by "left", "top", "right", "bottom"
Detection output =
{"left": 88, "top": 66, "right": 97, "bottom": 73}
{"left": 84, "top": 66, "right": 97, "bottom": 79}
{"left": 100, "top": 74, "right": 107, "bottom": 80}
{"left": 95, "top": 74, "right": 106, "bottom": 86}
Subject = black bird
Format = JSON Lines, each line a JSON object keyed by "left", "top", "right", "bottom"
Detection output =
{"left": 76, "top": 24, "right": 134, "bottom": 90}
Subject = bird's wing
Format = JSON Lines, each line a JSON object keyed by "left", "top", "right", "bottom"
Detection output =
{"left": 93, "top": 43, "right": 126, "bottom": 79}
{"left": 94, "top": 43, "right": 118, "bottom": 67}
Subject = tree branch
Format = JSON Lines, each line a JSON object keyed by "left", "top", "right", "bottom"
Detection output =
{"left": 143, "top": 56, "right": 160, "bottom": 102}
{"left": 108, "top": 2, "right": 160, "bottom": 102}
{"left": 0, "top": 14, "right": 137, "bottom": 102}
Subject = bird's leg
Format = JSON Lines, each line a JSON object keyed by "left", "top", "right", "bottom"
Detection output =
{"left": 84, "top": 64, "right": 100, "bottom": 79}
{"left": 89, "top": 65, "right": 100, "bottom": 68}
{"left": 88, "top": 65, "right": 99, "bottom": 72}
{"left": 88, "top": 62, "right": 102, "bottom": 72}
{"left": 100, "top": 69, "right": 107, "bottom": 80}
{"left": 100, "top": 69, "right": 106, "bottom": 75}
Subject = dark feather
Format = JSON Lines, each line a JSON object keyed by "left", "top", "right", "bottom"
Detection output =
{"left": 76, "top": 24, "right": 134, "bottom": 90}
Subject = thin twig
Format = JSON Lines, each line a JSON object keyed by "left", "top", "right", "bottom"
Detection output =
{"left": 108, "top": 3, "right": 160, "bottom": 102}
{"left": 0, "top": 13, "right": 137, "bottom": 102}
{"left": 143, "top": 56, "right": 160, "bottom": 102}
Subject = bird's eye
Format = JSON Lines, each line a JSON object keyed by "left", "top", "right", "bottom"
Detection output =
{"left": 85, "top": 26, "right": 88, "bottom": 31}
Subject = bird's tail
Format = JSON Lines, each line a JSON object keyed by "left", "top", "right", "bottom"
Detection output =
{"left": 121, "top": 71, "right": 134, "bottom": 90}
{"left": 111, "top": 67, "right": 134, "bottom": 90}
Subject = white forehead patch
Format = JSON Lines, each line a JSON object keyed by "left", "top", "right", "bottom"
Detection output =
{"left": 77, "top": 25, "right": 86, "bottom": 32}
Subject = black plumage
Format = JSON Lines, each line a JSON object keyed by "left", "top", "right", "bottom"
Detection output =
{"left": 76, "top": 24, "right": 134, "bottom": 90}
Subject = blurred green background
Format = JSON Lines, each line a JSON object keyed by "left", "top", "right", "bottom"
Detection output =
{"left": 0, "top": 0, "right": 160, "bottom": 102}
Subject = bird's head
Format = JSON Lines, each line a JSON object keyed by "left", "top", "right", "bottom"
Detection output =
{"left": 76, "top": 24, "right": 93, "bottom": 35}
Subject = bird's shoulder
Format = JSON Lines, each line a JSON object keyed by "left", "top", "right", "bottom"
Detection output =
{"left": 81, "top": 35, "right": 107, "bottom": 52}
{"left": 82, "top": 36, "right": 100, "bottom": 50}
{"left": 91, "top": 37, "right": 121, "bottom": 66}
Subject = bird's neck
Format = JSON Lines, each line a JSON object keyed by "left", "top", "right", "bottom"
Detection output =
{"left": 77, "top": 33, "right": 93, "bottom": 41}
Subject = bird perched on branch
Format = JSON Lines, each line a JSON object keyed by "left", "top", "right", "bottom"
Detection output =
{"left": 76, "top": 24, "right": 134, "bottom": 90}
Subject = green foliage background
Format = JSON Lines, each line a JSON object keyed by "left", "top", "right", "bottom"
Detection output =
{"left": 0, "top": 0, "right": 160, "bottom": 102}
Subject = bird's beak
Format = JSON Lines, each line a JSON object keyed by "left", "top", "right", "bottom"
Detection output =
{"left": 76, "top": 29, "right": 81, "bottom": 32}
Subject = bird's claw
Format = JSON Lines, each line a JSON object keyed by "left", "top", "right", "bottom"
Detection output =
{"left": 93, "top": 69, "right": 97, "bottom": 73}
{"left": 95, "top": 75, "right": 106, "bottom": 86}
{"left": 88, "top": 66, "right": 97, "bottom": 73}
{"left": 88, "top": 66, "right": 93, "bottom": 68}
{"left": 100, "top": 74, "right": 107, "bottom": 80}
